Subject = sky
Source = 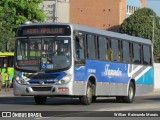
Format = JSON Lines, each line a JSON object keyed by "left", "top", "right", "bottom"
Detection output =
{"left": 146, "top": 0, "right": 160, "bottom": 16}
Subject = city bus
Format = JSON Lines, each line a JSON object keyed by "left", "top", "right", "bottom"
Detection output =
{"left": 14, "top": 22, "right": 154, "bottom": 105}
{"left": 0, "top": 52, "right": 14, "bottom": 85}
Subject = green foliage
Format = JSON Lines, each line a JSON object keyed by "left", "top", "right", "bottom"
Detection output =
{"left": 0, "top": 0, "right": 45, "bottom": 52}
{"left": 120, "top": 8, "right": 160, "bottom": 59}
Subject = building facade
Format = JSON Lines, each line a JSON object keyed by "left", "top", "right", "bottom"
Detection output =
{"left": 70, "top": 0, "right": 126, "bottom": 31}
{"left": 40, "top": 0, "right": 146, "bottom": 31}
{"left": 56, "top": 0, "right": 70, "bottom": 23}
{"left": 39, "top": 0, "right": 69, "bottom": 22}
{"left": 70, "top": 0, "right": 146, "bottom": 31}
{"left": 39, "top": 0, "right": 56, "bottom": 22}
{"left": 126, "top": 0, "right": 146, "bottom": 18}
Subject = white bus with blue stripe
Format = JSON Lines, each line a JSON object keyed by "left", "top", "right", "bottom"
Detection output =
{"left": 14, "top": 22, "right": 154, "bottom": 105}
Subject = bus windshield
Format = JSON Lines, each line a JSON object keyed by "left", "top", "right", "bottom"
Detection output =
{"left": 15, "top": 37, "right": 71, "bottom": 71}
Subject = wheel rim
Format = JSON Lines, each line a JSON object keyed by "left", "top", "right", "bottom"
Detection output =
{"left": 129, "top": 86, "right": 134, "bottom": 100}
{"left": 87, "top": 86, "right": 92, "bottom": 103}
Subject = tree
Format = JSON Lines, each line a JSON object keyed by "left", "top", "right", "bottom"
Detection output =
{"left": 120, "top": 8, "right": 160, "bottom": 60}
{"left": 0, "top": 0, "right": 46, "bottom": 52}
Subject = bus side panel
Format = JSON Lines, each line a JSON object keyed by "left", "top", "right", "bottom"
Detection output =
{"left": 93, "top": 60, "right": 129, "bottom": 96}
{"left": 128, "top": 64, "right": 154, "bottom": 95}
{"left": 73, "top": 60, "right": 154, "bottom": 96}
{"left": 73, "top": 60, "right": 130, "bottom": 96}
{"left": 73, "top": 65, "right": 87, "bottom": 95}
{"left": 134, "top": 66, "right": 154, "bottom": 95}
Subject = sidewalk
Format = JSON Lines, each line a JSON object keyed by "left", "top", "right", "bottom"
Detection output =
{"left": 0, "top": 88, "right": 14, "bottom": 97}
{"left": 146, "top": 89, "right": 160, "bottom": 96}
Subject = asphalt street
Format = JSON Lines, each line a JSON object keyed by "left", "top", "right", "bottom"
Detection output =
{"left": 0, "top": 88, "right": 160, "bottom": 118}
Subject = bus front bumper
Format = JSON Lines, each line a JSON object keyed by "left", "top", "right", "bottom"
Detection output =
{"left": 13, "top": 81, "right": 73, "bottom": 96}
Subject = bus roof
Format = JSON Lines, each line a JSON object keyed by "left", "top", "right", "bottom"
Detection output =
{"left": 19, "top": 22, "right": 152, "bottom": 45}
{"left": 71, "top": 24, "right": 152, "bottom": 45}
{"left": 0, "top": 52, "right": 14, "bottom": 57}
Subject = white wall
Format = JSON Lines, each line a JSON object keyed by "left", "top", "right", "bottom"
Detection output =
{"left": 56, "top": 0, "right": 70, "bottom": 23}
{"left": 39, "top": 0, "right": 56, "bottom": 22}
{"left": 154, "top": 63, "right": 160, "bottom": 89}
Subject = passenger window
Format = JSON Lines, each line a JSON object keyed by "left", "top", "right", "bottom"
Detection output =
{"left": 98, "top": 37, "right": 109, "bottom": 60}
{"left": 122, "top": 41, "right": 130, "bottom": 63}
{"left": 111, "top": 39, "right": 121, "bottom": 61}
{"left": 133, "top": 43, "right": 141, "bottom": 64}
{"left": 86, "top": 35, "right": 96, "bottom": 59}
{"left": 8, "top": 57, "right": 14, "bottom": 67}
{"left": 143, "top": 45, "right": 151, "bottom": 65}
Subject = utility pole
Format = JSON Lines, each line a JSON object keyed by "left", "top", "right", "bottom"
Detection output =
{"left": 150, "top": 15, "right": 155, "bottom": 45}
{"left": 152, "top": 16, "right": 155, "bottom": 46}
{"left": 54, "top": 0, "right": 57, "bottom": 22}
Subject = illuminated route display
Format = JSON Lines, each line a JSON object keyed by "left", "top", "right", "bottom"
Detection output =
{"left": 18, "top": 60, "right": 39, "bottom": 66}
{"left": 23, "top": 28, "right": 64, "bottom": 35}
{"left": 17, "top": 25, "right": 71, "bottom": 36}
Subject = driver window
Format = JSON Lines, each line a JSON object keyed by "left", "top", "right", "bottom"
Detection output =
{"left": 75, "top": 36, "right": 85, "bottom": 60}
{"left": 42, "top": 39, "right": 53, "bottom": 63}
{"left": 30, "top": 39, "right": 41, "bottom": 59}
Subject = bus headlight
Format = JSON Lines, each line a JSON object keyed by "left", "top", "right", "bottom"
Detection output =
{"left": 16, "top": 76, "right": 20, "bottom": 81}
{"left": 57, "top": 75, "right": 72, "bottom": 84}
{"left": 15, "top": 76, "right": 28, "bottom": 85}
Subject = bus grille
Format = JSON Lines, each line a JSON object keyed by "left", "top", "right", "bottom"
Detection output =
{"left": 31, "top": 87, "right": 52, "bottom": 91}
{"left": 27, "top": 73, "right": 59, "bottom": 84}
{"left": 30, "top": 74, "right": 59, "bottom": 80}
{"left": 29, "top": 82, "right": 56, "bottom": 85}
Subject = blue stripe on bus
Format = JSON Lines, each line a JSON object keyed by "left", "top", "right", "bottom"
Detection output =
{"left": 74, "top": 60, "right": 130, "bottom": 83}
{"left": 74, "top": 60, "right": 154, "bottom": 85}
{"left": 136, "top": 67, "right": 154, "bottom": 85}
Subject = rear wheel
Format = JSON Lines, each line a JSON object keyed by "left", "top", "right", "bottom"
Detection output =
{"left": 92, "top": 96, "right": 97, "bottom": 103}
{"left": 34, "top": 96, "right": 47, "bottom": 105}
{"left": 80, "top": 82, "right": 93, "bottom": 105}
{"left": 116, "top": 96, "right": 123, "bottom": 103}
{"left": 123, "top": 82, "right": 135, "bottom": 103}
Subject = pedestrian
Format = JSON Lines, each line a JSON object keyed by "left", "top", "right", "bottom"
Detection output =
{"left": 5, "top": 71, "right": 9, "bottom": 92}
{"left": 0, "top": 72, "right": 2, "bottom": 91}
{"left": 7, "top": 73, "right": 12, "bottom": 92}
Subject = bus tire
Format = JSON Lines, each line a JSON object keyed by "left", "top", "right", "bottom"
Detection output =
{"left": 123, "top": 82, "right": 135, "bottom": 103}
{"left": 92, "top": 96, "right": 97, "bottom": 103}
{"left": 80, "top": 82, "right": 93, "bottom": 105}
{"left": 116, "top": 96, "right": 123, "bottom": 103}
{"left": 34, "top": 96, "right": 47, "bottom": 105}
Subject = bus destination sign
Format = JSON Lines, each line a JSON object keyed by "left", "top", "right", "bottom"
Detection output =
{"left": 23, "top": 28, "right": 64, "bottom": 35}
{"left": 18, "top": 60, "right": 39, "bottom": 66}
{"left": 17, "top": 25, "right": 71, "bottom": 36}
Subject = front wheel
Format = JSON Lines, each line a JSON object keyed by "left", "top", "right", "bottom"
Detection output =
{"left": 34, "top": 96, "right": 47, "bottom": 105}
{"left": 80, "top": 82, "right": 93, "bottom": 105}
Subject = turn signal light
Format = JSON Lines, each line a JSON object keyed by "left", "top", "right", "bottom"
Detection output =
{"left": 58, "top": 87, "right": 69, "bottom": 92}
